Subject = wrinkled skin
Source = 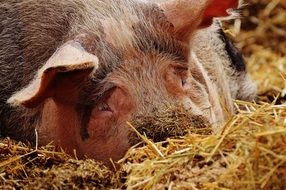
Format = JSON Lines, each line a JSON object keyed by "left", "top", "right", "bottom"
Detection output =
{"left": 0, "top": 0, "right": 256, "bottom": 166}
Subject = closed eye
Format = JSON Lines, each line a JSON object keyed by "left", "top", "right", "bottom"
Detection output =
{"left": 182, "top": 79, "right": 187, "bottom": 87}
{"left": 97, "top": 102, "right": 112, "bottom": 112}
{"left": 173, "top": 65, "right": 189, "bottom": 89}
{"left": 94, "top": 86, "right": 117, "bottom": 113}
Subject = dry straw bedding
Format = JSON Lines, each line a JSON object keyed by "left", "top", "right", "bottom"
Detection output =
{"left": 1, "top": 0, "right": 285, "bottom": 189}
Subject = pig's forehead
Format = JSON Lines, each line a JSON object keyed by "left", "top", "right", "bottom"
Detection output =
{"left": 78, "top": 0, "right": 190, "bottom": 81}
{"left": 131, "top": 23, "right": 189, "bottom": 62}
{"left": 101, "top": 19, "right": 188, "bottom": 63}
{"left": 92, "top": 0, "right": 188, "bottom": 61}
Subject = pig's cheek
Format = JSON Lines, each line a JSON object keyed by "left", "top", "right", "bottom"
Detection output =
{"left": 181, "top": 79, "right": 210, "bottom": 109}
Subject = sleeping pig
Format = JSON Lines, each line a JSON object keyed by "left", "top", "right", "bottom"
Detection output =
{"left": 0, "top": 0, "right": 256, "bottom": 165}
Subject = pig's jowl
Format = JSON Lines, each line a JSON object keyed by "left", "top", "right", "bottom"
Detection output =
{"left": 0, "top": 0, "right": 256, "bottom": 166}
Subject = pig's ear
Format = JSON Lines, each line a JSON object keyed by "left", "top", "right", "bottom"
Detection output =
{"left": 159, "top": 0, "right": 238, "bottom": 40}
{"left": 8, "top": 41, "right": 99, "bottom": 108}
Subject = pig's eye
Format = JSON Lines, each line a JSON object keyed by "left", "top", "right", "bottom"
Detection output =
{"left": 173, "top": 65, "right": 189, "bottom": 88}
{"left": 181, "top": 79, "right": 187, "bottom": 87}
{"left": 97, "top": 102, "right": 112, "bottom": 112}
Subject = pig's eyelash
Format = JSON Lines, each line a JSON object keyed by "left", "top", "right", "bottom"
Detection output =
{"left": 181, "top": 79, "right": 187, "bottom": 86}
{"left": 97, "top": 102, "right": 112, "bottom": 112}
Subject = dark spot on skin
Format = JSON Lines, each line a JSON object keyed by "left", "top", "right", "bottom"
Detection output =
{"left": 218, "top": 28, "right": 246, "bottom": 72}
{"left": 76, "top": 83, "right": 117, "bottom": 141}
{"left": 78, "top": 104, "right": 92, "bottom": 140}
{"left": 76, "top": 94, "right": 98, "bottom": 141}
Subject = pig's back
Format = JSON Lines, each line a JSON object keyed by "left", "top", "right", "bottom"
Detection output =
{"left": 0, "top": 1, "right": 77, "bottom": 99}
{"left": 0, "top": 0, "right": 143, "bottom": 97}
{"left": 0, "top": 0, "right": 79, "bottom": 87}
{"left": 0, "top": 0, "right": 145, "bottom": 138}
{"left": 0, "top": 0, "right": 86, "bottom": 138}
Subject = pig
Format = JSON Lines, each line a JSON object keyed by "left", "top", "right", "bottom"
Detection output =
{"left": 0, "top": 0, "right": 256, "bottom": 166}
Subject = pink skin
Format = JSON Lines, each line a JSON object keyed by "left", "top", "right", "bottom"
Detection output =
{"left": 39, "top": 59, "right": 200, "bottom": 166}
{"left": 38, "top": 87, "right": 134, "bottom": 166}
{"left": 34, "top": 49, "right": 226, "bottom": 167}
{"left": 6, "top": 0, "right": 240, "bottom": 167}
{"left": 79, "top": 87, "right": 134, "bottom": 163}
{"left": 37, "top": 59, "right": 219, "bottom": 168}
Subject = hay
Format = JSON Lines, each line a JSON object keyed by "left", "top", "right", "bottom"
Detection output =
{"left": 121, "top": 101, "right": 286, "bottom": 189}
{"left": 0, "top": 139, "right": 120, "bottom": 189}
{"left": 0, "top": 0, "right": 285, "bottom": 189}
{"left": 225, "top": 0, "right": 286, "bottom": 96}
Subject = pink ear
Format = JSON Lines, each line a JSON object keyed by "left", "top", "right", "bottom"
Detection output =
{"left": 8, "top": 41, "right": 99, "bottom": 108}
{"left": 159, "top": 0, "right": 238, "bottom": 40}
{"left": 201, "top": 0, "right": 239, "bottom": 27}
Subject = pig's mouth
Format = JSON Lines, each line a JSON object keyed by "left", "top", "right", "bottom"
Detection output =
{"left": 128, "top": 105, "right": 212, "bottom": 145}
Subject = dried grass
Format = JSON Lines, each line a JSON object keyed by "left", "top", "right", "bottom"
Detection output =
{"left": 0, "top": 139, "right": 120, "bottom": 189}
{"left": 121, "top": 101, "right": 286, "bottom": 189}
{"left": 1, "top": 0, "right": 285, "bottom": 189}
{"left": 227, "top": 0, "right": 286, "bottom": 96}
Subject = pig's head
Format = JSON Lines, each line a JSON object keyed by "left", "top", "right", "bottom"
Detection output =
{"left": 8, "top": 0, "right": 239, "bottom": 165}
